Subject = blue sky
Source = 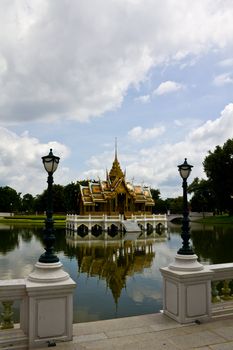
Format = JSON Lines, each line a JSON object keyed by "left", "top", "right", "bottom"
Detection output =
{"left": 0, "top": 0, "right": 233, "bottom": 198}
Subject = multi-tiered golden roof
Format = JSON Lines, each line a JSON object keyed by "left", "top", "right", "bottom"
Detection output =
{"left": 78, "top": 148, "right": 154, "bottom": 216}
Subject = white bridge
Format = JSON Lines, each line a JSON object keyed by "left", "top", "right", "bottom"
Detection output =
{"left": 167, "top": 212, "right": 213, "bottom": 222}
{"left": 66, "top": 213, "right": 167, "bottom": 239}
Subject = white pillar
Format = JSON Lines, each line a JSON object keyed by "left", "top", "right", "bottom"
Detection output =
{"left": 160, "top": 255, "right": 213, "bottom": 324}
{"left": 164, "top": 214, "right": 168, "bottom": 230}
{"left": 26, "top": 262, "right": 76, "bottom": 348}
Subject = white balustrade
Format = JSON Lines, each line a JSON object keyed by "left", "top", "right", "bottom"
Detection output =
{"left": 0, "top": 264, "right": 76, "bottom": 349}
{"left": 0, "top": 279, "right": 27, "bottom": 332}
{"left": 209, "top": 263, "right": 233, "bottom": 317}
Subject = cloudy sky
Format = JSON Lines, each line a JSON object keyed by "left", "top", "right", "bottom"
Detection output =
{"left": 0, "top": 0, "right": 233, "bottom": 198}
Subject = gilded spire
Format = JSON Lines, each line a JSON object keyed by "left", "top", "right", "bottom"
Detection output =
{"left": 109, "top": 139, "right": 124, "bottom": 183}
{"left": 115, "top": 137, "right": 118, "bottom": 160}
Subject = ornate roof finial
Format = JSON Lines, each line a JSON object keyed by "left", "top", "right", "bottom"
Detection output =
{"left": 108, "top": 138, "right": 124, "bottom": 183}
{"left": 115, "top": 137, "right": 118, "bottom": 160}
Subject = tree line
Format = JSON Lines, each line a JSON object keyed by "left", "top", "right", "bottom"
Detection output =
{"left": 0, "top": 180, "right": 183, "bottom": 215}
{"left": 188, "top": 138, "right": 233, "bottom": 215}
{"left": 0, "top": 182, "right": 84, "bottom": 214}
{"left": 0, "top": 139, "right": 232, "bottom": 215}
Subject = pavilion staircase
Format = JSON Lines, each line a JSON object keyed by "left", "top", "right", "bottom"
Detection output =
{"left": 122, "top": 219, "right": 141, "bottom": 240}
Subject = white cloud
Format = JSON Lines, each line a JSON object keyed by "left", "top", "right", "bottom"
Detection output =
{"left": 128, "top": 126, "right": 165, "bottom": 142}
{"left": 0, "top": 127, "right": 70, "bottom": 195}
{"left": 174, "top": 120, "right": 183, "bottom": 126}
{"left": 218, "top": 58, "right": 233, "bottom": 68}
{"left": 0, "top": 1, "right": 233, "bottom": 123}
{"left": 153, "top": 81, "right": 185, "bottom": 96}
{"left": 2, "top": 102, "right": 228, "bottom": 198}
{"left": 213, "top": 73, "right": 233, "bottom": 86}
{"left": 134, "top": 95, "right": 151, "bottom": 103}
{"left": 189, "top": 103, "right": 233, "bottom": 145}
{"left": 83, "top": 103, "right": 233, "bottom": 198}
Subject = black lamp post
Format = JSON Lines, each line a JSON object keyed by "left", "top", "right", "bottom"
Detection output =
{"left": 177, "top": 158, "right": 194, "bottom": 255}
{"left": 39, "top": 149, "right": 60, "bottom": 263}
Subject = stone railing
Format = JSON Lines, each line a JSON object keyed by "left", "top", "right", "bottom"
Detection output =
{"left": 210, "top": 263, "right": 233, "bottom": 318}
{"left": 0, "top": 212, "right": 12, "bottom": 217}
{"left": 0, "top": 262, "right": 76, "bottom": 349}
{"left": 0, "top": 279, "right": 28, "bottom": 349}
{"left": 66, "top": 213, "right": 167, "bottom": 233}
{"left": 160, "top": 259, "right": 233, "bottom": 324}
{"left": 0, "top": 279, "right": 27, "bottom": 330}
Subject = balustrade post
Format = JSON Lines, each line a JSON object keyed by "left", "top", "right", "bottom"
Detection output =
{"left": 160, "top": 266, "right": 214, "bottom": 324}
{"left": 211, "top": 281, "right": 221, "bottom": 303}
{"left": 26, "top": 263, "right": 76, "bottom": 348}
{"left": 1, "top": 301, "right": 14, "bottom": 329}
{"left": 221, "top": 280, "right": 233, "bottom": 301}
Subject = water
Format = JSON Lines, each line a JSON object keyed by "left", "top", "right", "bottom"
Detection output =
{"left": 0, "top": 222, "right": 232, "bottom": 323}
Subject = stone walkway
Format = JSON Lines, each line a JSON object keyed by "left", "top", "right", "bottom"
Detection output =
{"left": 47, "top": 313, "right": 233, "bottom": 350}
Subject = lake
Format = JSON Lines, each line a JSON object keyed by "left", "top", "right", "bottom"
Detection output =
{"left": 0, "top": 222, "right": 232, "bottom": 323}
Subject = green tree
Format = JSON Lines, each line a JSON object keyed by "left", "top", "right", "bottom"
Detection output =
{"left": 53, "top": 184, "right": 66, "bottom": 212}
{"left": 168, "top": 197, "right": 183, "bottom": 214}
{"left": 203, "top": 139, "right": 233, "bottom": 215}
{"left": 188, "top": 177, "right": 215, "bottom": 213}
{"left": 0, "top": 186, "right": 21, "bottom": 213}
{"left": 34, "top": 184, "right": 66, "bottom": 213}
{"left": 64, "top": 182, "right": 80, "bottom": 213}
{"left": 150, "top": 188, "right": 160, "bottom": 201}
{"left": 21, "top": 193, "right": 35, "bottom": 213}
{"left": 150, "top": 188, "right": 171, "bottom": 213}
{"left": 150, "top": 188, "right": 164, "bottom": 213}
{"left": 154, "top": 198, "right": 168, "bottom": 213}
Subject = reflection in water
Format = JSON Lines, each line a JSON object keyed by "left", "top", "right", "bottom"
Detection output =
{"left": 0, "top": 223, "right": 233, "bottom": 322}
{"left": 0, "top": 227, "right": 19, "bottom": 254}
{"left": 191, "top": 224, "right": 233, "bottom": 264}
{"left": 0, "top": 224, "right": 41, "bottom": 254}
{"left": 66, "top": 237, "right": 155, "bottom": 305}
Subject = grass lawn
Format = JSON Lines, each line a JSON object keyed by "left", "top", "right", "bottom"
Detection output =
{"left": 0, "top": 214, "right": 66, "bottom": 226}
{"left": 193, "top": 215, "right": 233, "bottom": 225}
{"left": 1, "top": 213, "right": 233, "bottom": 226}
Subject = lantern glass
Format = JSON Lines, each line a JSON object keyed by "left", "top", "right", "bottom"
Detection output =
{"left": 42, "top": 149, "right": 60, "bottom": 174}
{"left": 178, "top": 158, "right": 193, "bottom": 180}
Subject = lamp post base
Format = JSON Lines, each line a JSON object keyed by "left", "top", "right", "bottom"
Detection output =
{"left": 27, "top": 261, "right": 70, "bottom": 283}
{"left": 169, "top": 254, "right": 204, "bottom": 271}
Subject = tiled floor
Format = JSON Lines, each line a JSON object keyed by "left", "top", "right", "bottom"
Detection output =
{"left": 43, "top": 313, "right": 233, "bottom": 350}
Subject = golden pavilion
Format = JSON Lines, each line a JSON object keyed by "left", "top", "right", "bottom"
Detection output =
{"left": 78, "top": 149, "right": 155, "bottom": 216}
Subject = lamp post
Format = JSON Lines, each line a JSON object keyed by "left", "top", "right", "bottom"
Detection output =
{"left": 177, "top": 158, "right": 194, "bottom": 255}
{"left": 160, "top": 159, "right": 210, "bottom": 324}
{"left": 39, "top": 149, "right": 60, "bottom": 264}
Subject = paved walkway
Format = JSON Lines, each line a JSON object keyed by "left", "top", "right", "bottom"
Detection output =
{"left": 47, "top": 313, "right": 233, "bottom": 350}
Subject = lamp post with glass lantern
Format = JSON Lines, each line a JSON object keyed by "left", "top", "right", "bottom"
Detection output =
{"left": 39, "top": 149, "right": 60, "bottom": 264}
{"left": 27, "top": 149, "right": 76, "bottom": 348}
{"left": 177, "top": 158, "right": 194, "bottom": 255}
{"left": 160, "top": 159, "right": 210, "bottom": 324}
{"left": 168, "top": 158, "right": 204, "bottom": 271}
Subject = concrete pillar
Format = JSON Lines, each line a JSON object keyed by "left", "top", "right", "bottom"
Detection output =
{"left": 26, "top": 262, "right": 76, "bottom": 348}
{"left": 164, "top": 214, "right": 168, "bottom": 230}
{"left": 160, "top": 255, "right": 213, "bottom": 324}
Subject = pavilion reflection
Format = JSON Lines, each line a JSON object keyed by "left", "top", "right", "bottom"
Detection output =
{"left": 65, "top": 235, "right": 164, "bottom": 304}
